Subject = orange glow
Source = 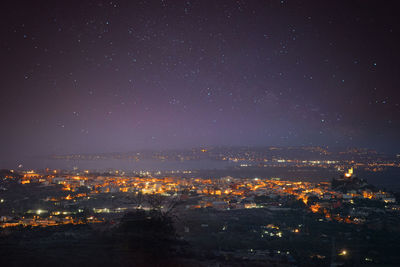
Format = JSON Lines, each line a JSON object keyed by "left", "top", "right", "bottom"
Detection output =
{"left": 362, "top": 191, "right": 373, "bottom": 199}
{"left": 310, "top": 204, "right": 320, "bottom": 213}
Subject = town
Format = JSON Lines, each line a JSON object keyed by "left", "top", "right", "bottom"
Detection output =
{"left": 1, "top": 167, "right": 398, "bottom": 228}
{"left": 1, "top": 166, "right": 400, "bottom": 265}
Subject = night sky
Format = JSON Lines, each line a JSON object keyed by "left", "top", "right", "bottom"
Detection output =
{"left": 1, "top": 0, "right": 400, "bottom": 161}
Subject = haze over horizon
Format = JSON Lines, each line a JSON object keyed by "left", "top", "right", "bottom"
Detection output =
{"left": 1, "top": 0, "right": 400, "bottom": 163}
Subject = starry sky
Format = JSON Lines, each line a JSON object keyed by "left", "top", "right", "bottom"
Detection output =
{"left": 1, "top": 0, "right": 399, "bottom": 160}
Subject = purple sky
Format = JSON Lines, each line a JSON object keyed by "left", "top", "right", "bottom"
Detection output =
{"left": 0, "top": 0, "right": 399, "bottom": 160}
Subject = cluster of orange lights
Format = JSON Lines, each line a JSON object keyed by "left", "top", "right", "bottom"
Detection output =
{"left": 3, "top": 167, "right": 392, "bottom": 228}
